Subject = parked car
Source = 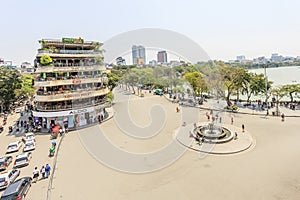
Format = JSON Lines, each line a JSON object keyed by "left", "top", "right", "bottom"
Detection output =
{"left": 0, "top": 156, "right": 13, "bottom": 171}
{"left": 13, "top": 152, "right": 32, "bottom": 168}
{"left": 23, "top": 133, "right": 35, "bottom": 142}
{"left": 23, "top": 140, "right": 35, "bottom": 152}
{"left": 1, "top": 177, "right": 31, "bottom": 199}
{"left": 6, "top": 142, "right": 22, "bottom": 154}
{"left": 0, "top": 169, "right": 20, "bottom": 190}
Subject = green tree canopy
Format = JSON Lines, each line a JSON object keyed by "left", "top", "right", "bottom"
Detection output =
{"left": 40, "top": 54, "right": 53, "bottom": 66}
{"left": 280, "top": 84, "right": 300, "bottom": 102}
{"left": 0, "top": 66, "right": 22, "bottom": 110}
{"left": 14, "top": 74, "right": 35, "bottom": 99}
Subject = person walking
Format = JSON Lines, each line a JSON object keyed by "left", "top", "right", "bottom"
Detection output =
{"left": 40, "top": 166, "right": 45, "bottom": 179}
{"left": 33, "top": 167, "right": 39, "bottom": 183}
{"left": 234, "top": 132, "right": 238, "bottom": 140}
{"left": 45, "top": 164, "right": 51, "bottom": 178}
{"left": 281, "top": 113, "right": 285, "bottom": 122}
{"left": 242, "top": 124, "right": 245, "bottom": 132}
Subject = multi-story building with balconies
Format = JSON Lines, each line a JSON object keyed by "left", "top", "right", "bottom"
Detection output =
{"left": 32, "top": 37, "right": 110, "bottom": 131}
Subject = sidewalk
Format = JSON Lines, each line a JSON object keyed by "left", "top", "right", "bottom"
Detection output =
{"left": 163, "top": 94, "right": 300, "bottom": 117}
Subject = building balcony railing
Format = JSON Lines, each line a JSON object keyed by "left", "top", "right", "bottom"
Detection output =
{"left": 34, "top": 99, "right": 109, "bottom": 112}
{"left": 36, "top": 52, "right": 99, "bottom": 58}
{"left": 34, "top": 65, "right": 106, "bottom": 73}
{"left": 34, "top": 76, "right": 108, "bottom": 87}
{"left": 36, "top": 86, "right": 107, "bottom": 96}
{"left": 38, "top": 49, "right": 101, "bottom": 54}
{"left": 34, "top": 88, "right": 110, "bottom": 102}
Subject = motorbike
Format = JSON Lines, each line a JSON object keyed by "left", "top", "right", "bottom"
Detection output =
{"left": 49, "top": 146, "right": 55, "bottom": 157}
{"left": 8, "top": 126, "right": 12, "bottom": 133}
{"left": 3, "top": 120, "right": 7, "bottom": 125}
{"left": 0, "top": 126, "right": 3, "bottom": 133}
{"left": 50, "top": 132, "right": 58, "bottom": 140}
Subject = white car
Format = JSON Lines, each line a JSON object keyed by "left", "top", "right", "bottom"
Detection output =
{"left": 23, "top": 132, "right": 35, "bottom": 142}
{"left": 13, "top": 152, "right": 32, "bottom": 168}
{"left": 0, "top": 156, "right": 13, "bottom": 171}
{"left": 23, "top": 140, "right": 35, "bottom": 152}
{"left": 6, "top": 141, "right": 22, "bottom": 154}
{"left": 0, "top": 169, "right": 20, "bottom": 190}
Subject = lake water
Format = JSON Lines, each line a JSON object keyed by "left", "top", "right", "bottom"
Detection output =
{"left": 249, "top": 66, "right": 300, "bottom": 86}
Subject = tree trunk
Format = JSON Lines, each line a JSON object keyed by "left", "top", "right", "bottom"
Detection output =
{"left": 290, "top": 93, "right": 293, "bottom": 102}
{"left": 226, "top": 91, "right": 231, "bottom": 106}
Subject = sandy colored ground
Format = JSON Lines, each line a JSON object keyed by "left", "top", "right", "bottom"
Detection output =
{"left": 47, "top": 90, "right": 300, "bottom": 200}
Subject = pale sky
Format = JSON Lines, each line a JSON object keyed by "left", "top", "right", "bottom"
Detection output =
{"left": 1, "top": 0, "right": 300, "bottom": 65}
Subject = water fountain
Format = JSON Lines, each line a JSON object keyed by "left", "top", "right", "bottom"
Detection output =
{"left": 194, "top": 121, "right": 234, "bottom": 144}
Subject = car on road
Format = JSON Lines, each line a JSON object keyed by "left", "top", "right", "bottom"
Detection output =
{"left": 1, "top": 177, "right": 31, "bottom": 200}
{"left": 6, "top": 142, "right": 22, "bottom": 154}
{"left": 0, "top": 156, "right": 13, "bottom": 171}
{"left": 13, "top": 152, "right": 32, "bottom": 168}
{"left": 154, "top": 89, "right": 163, "bottom": 95}
{"left": 23, "top": 140, "right": 35, "bottom": 152}
{"left": 0, "top": 169, "right": 20, "bottom": 190}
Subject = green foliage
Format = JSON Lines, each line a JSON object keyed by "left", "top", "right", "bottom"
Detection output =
{"left": 15, "top": 74, "right": 35, "bottom": 99}
{"left": 94, "top": 56, "right": 104, "bottom": 65}
{"left": 184, "top": 71, "right": 208, "bottom": 96}
{"left": 107, "top": 91, "right": 114, "bottom": 102}
{"left": 107, "top": 71, "right": 121, "bottom": 91}
{"left": 279, "top": 84, "right": 300, "bottom": 102}
{"left": 40, "top": 54, "right": 53, "bottom": 66}
{"left": 0, "top": 67, "right": 23, "bottom": 109}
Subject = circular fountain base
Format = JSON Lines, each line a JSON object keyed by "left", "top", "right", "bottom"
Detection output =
{"left": 194, "top": 124, "right": 234, "bottom": 144}
{"left": 176, "top": 122, "right": 254, "bottom": 155}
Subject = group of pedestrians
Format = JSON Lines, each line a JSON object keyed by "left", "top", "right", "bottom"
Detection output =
{"left": 33, "top": 164, "right": 51, "bottom": 183}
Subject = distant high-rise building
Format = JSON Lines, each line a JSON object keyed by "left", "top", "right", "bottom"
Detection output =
{"left": 149, "top": 60, "right": 157, "bottom": 66}
{"left": 157, "top": 51, "right": 167, "bottom": 63}
{"left": 271, "top": 53, "right": 284, "bottom": 62}
{"left": 236, "top": 55, "right": 246, "bottom": 62}
{"left": 132, "top": 45, "right": 146, "bottom": 65}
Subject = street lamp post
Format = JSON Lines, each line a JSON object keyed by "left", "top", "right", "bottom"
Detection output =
{"left": 264, "top": 65, "right": 269, "bottom": 115}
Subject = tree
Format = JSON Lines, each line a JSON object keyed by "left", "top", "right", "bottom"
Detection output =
{"left": 0, "top": 67, "right": 22, "bottom": 110}
{"left": 271, "top": 87, "right": 286, "bottom": 116}
{"left": 184, "top": 71, "right": 208, "bottom": 97}
{"left": 122, "top": 68, "right": 139, "bottom": 94}
{"left": 241, "top": 73, "right": 272, "bottom": 102}
{"left": 219, "top": 65, "right": 238, "bottom": 105}
{"left": 40, "top": 54, "right": 53, "bottom": 66}
{"left": 107, "top": 91, "right": 114, "bottom": 102}
{"left": 15, "top": 74, "right": 35, "bottom": 99}
{"left": 107, "top": 71, "right": 121, "bottom": 91}
{"left": 280, "top": 84, "right": 300, "bottom": 102}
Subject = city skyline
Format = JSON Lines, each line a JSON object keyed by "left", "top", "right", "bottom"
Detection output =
{"left": 1, "top": 0, "right": 300, "bottom": 65}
